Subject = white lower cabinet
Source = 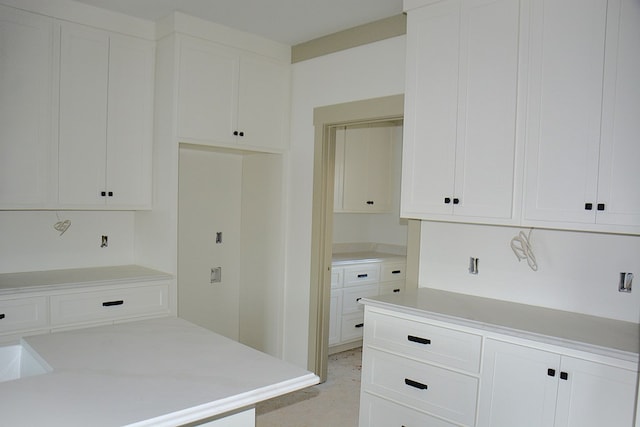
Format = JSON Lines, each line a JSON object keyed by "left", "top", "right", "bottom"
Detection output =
{"left": 478, "top": 339, "right": 638, "bottom": 427}
{"left": 0, "top": 296, "right": 48, "bottom": 335}
{"left": 359, "top": 393, "right": 458, "bottom": 427}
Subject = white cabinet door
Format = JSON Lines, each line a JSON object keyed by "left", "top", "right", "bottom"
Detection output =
{"left": 0, "top": 6, "right": 54, "bottom": 208}
{"left": 59, "top": 23, "right": 153, "bottom": 208}
{"left": 478, "top": 339, "right": 559, "bottom": 427}
{"left": 177, "top": 35, "right": 289, "bottom": 152}
{"left": 58, "top": 23, "right": 109, "bottom": 207}
{"left": 554, "top": 357, "right": 637, "bottom": 427}
{"left": 105, "top": 34, "right": 154, "bottom": 208}
{"left": 402, "top": 0, "right": 523, "bottom": 222}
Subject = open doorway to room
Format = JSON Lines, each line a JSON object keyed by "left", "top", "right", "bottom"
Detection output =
{"left": 308, "top": 94, "right": 421, "bottom": 382}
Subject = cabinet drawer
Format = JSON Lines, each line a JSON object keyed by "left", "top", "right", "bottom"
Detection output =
{"left": 361, "top": 347, "right": 478, "bottom": 426}
{"left": 366, "top": 310, "right": 482, "bottom": 373}
{"left": 342, "top": 285, "right": 379, "bottom": 314}
{"left": 50, "top": 284, "right": 168, "bottom": 326}
{"left": 0, "top": 297, "right": 48, "bottom": 334}
{"left": 344, "top": 264, "right": 380, "bottom": 286}
{"left": 359, "top": 393, "right": 458, "bottom": 427}
{"left": 380, "top": 262, "right": 406, "bottom": 282}
{"left": 379, "top": 282, "right": 404, "bottom": 295}
{"left": 341, "top": 312, "right": 365, "bottom": 342}
{"left": 330, "top": 266, "right": 344, "bottom": 289}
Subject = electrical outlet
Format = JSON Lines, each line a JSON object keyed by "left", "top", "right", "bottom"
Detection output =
{"left": 619, "top": 272, "right": 633, "bottom": 293}
{"left": 469, "top": 257, "right": 479, "bottom": 275}
{"left": 211, "top": 267, "right": 222, "bottom": 284}
{"left": 101, "top": 235, "right": 108, "bottom": 248}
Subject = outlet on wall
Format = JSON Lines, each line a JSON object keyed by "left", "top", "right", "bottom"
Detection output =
{"left": 101, "top": 235, "right": 108, "bottom": 248}
{"left": 619, "top": 272, "right": 633, "bottom": 293}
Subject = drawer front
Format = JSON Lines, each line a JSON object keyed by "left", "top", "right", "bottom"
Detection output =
{"left": 341, "top": 312, "right": 365, "bottom": 342}
{"left": 366, "top": 310, "right": 482, "bottom": 373}
{"left": 344, "top": 264, "right": 380, "bottom": 287}
{"left": 380, "top": 262, "right": 406, "bottom": 282}
{"left": 330, "top": 266, "right": 344, "bottom": 289}
{"left": 0, "top": 297, "right": 48, "bottom": 334}
{"left": 342, "top": 285, "right": 379, "bottom": 314}
{"left": 359, "top": 393, "right": 458, "bottom": 427}
{"left": 50, "top": 284, "right": 169, "bottom": 326}
{"left": 362, "top": 347, "right": 478, "bottom": 426}
{"left": 379, "top": 282, "right": 404, "bottom": 295}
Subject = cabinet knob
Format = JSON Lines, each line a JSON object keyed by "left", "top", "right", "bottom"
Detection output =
{"left": 585, "top": 203, "right": 593, "bottom": 210}
{"left": 239, "top": 131, "right": 244, "bottom": 137}
{"left": 560, "top": 371, "right": 568, "bottom": 380}
{"left": 444, "top": 197, "right": 451, "bottom": 204}
{"left": 100, "top": 191, "right": 106, "bottom": 197}
{"left": 108, "top": 191, "right": 113, "bottom": 197}
{"left": 597, "top": 203, "right": 605, "bottom": 211}
{"left": 453, "top": 198, "right": 460, "bottom": 205}
{"left": 0, "top": 313, "right": 5, "bottom": 320}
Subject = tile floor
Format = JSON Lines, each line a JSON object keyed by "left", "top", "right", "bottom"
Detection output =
{"left": 256, "top": 347, "right": 362, "bottom": 427}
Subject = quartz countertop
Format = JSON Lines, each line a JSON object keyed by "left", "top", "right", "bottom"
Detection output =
{"left": 362, "top": 288, "right": 640, "bottom": 362}
{"left": 0, "top": 317, "right": 318, "bottom": 426}
{"left": 331, "top": 251, "right": 406, "bottom": 265}
{"left": 0, "top": 265, "right": 171, "bottom": 295}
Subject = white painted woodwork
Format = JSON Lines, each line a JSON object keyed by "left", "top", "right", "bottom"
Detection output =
{"left": 197, "top": 409, "right": 255, "bottom": 427}
{"left": 335, "top": 124, "right": 394, "bottom": 213}
{"left": 328, "top": 289, "right": 342, "bottom": 346}
{"left": 360, "top": 393, "right": 458, "bottom": 427}
{"left": 0, "top": 296, "right": 48, "bottom": 335}
{"left": 58, "top": 22, "right": 153, "bottom": 209}
{"left": 0, "top": 6, "right": 54, "bottom": 208}
{"left": 402, "top": 0, "right": 523, "bottom": 223}
{"left": 479, "top": 339, "right": 638, "bottom": 427}
{"left": 524, "top": 0, "right": 640, "bottom": 233}
{"left": 177, "top": 35, "right": 289, "bottom": 152}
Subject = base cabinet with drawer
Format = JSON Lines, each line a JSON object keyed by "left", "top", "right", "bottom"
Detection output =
{"left": 330, "top": 259, "right": 406, "bottom": 350}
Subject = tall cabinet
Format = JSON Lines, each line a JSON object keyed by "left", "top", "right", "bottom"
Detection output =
{"left": 401, "top": 0, "right": 527, "bottom": 224}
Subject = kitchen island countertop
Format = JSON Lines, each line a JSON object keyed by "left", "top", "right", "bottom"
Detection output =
{"left": 0, "top": 317, "right": 318, "bottom": 426}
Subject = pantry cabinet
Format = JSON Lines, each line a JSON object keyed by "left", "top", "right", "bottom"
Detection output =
{"left": 334, "top": 125, "right": 394, "bottom": 213}
{"left": 58, "top": 23, "right": 154, "bottom": 209}
{"left": 0, "top": 6, "right": 55, "bottom": 209}
{"left": 177, "top": 35, "right": 289, "bottom": 152}
{"left": 401, "top": 0, "right": 525, "bottom": 224}
{"left": 478, "top": 339, "right": 638, "bottom": 427}
{"left": 523, "top": 0, "right": 640, "bottom": 234}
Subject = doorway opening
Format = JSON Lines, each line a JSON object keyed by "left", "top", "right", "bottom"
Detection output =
{"left": 308, "top": 94, "right": 420, "bottom": 382}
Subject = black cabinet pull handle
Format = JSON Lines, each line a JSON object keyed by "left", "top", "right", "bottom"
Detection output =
{"left": 547, "top": 368, "right": 556, "bottom": 377}
{"left": 0, "top": 314, "right": 5, "bottom": 320}
{"left": 560, "top": 371, "right": 568, "bottom": 380}
{"left": 102, "top": 300, "right": 124, "bottom": 307}
{"left": 444, "top": 197, "right": 451, "bottom": 204}
{"left": 585, "top": 203, "right": 593, "bottom": 210}
{"left": 366, "top": 200, "right": 374, "bottom": 205}
{"left": 355, "top": 323, "right": 364, "bottom": 328}
{"left": 357, "top": 274, "right": 368, "bottom": 278}
{"left": 393, "top": 288, "right": 400, "bottom": 293}
{"left": 356, "top": 297, "right": 362, "bottom": 302}
{"left": 453, "top": 198, "right": 460, "bottom": 204}
{"left": 407, "top": 335, "right": 431, "bottom": 345}
{"left": 597, "top": 203, "right": 605, "bottom": 211}
{"left": 392, "top": 270, "right": 401, "bottom": 274}
{"left": 405, "top": 378, "right": 428, "bottom": 390}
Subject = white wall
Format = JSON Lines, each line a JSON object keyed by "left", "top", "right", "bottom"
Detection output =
{"left": 0, "top": 211, "right": 135, "bottom": 273}
{"left": 419, "top": 222, "right": 640, "bottom": 323}
{"left": 285, "top": 36, "right": 406, "bottom": 367}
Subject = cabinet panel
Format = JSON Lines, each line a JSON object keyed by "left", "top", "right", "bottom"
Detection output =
{"left": 0, "top": 297, "right": 48, "bottom": 334}
{"left": 0, "top": 6, "right": 54, "bottom": 208}
{"left": 362, "top": 347, "right": 478, "bottom": 426}
{"left": 340, "top": 312, "right": 365, "bottom": 342}
{"left": 380, "top": 262, "right": 406, "bottom": 282}
{"left": 342, "top": 284, "right": 378, "bottom": 314}
{"left": 58, "top": 23, "right": 109, "bottom": 206}
{"left": 359, "top": 393, "right": 457, "bottom": 427}
{"left": 328, "top": 290, "right": 342, "bottom": 346}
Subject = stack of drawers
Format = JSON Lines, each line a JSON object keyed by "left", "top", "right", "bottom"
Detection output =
{"left": 359, "top": 307, "right": 482, "bottom": 426}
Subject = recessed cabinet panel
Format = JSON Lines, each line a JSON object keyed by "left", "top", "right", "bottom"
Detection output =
{"left": 360, "top": 393, "right": 458, "bottom": 427}
{"left": 0, "top": 297, "right": 48, "bottom": 334}
{"left": 0, "top": 6, "right": 54, "bottom": 208}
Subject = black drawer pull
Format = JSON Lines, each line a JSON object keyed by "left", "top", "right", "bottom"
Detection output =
{"left": 408, "top": 335, "right": 431, "bottom": 345}
{"left": 102, "top": 300, "right": 124, "bottom": 307}
{"left": 357, "top": 274, "right": 368, "bottom": 278}
{"left": 0, "top": 314, "right": 5, "bottom": 320}
{"left": 393, "top": 288, "right": 400, "bottom": 293}
{"left": 405, "top": 378, "right": 428, "bottom": 390}
{"left": 392, "top": 270, "right": 401, "bottom": 274}
{"left": 355, "top": 323, "right": 364, "bottom": 328}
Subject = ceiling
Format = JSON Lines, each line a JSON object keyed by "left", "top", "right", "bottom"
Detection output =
{"left": 73, "top": 0, "right": 404, "bottom": 46}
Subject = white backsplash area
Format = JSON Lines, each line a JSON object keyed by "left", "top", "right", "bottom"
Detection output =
{"left": 419, "top": 221, "right": 640, "bottom": 323}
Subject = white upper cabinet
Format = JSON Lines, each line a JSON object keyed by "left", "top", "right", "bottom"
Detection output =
{"left": 0, "top": 6, "right": 55, "bottom": 209}
{"left": 523, "top": 0, "right": 640, "bottom": 233}
{"left": 401, "top": 0, "right": 525, "bottom": 224}
{"left": 58, "top": 23, "right": 154, "bottom": 209}
{"left": 334, "top": 124, "right": 395, "bottom": 213}
{"left": 177, "top": 35, "right": 290, "bottom": 152}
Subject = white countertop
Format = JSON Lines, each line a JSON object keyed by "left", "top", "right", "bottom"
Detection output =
{"left": 0, "top": 317, "right": 318, "bottom": 426}
{"left": 331, "top": 251, "right": 406, "bottom": 265}
{"left": 362, "top": 288, "right": 640, "bottom": 362}
{"left": 0, "top": 265, "right": 172, "bottom": 295}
